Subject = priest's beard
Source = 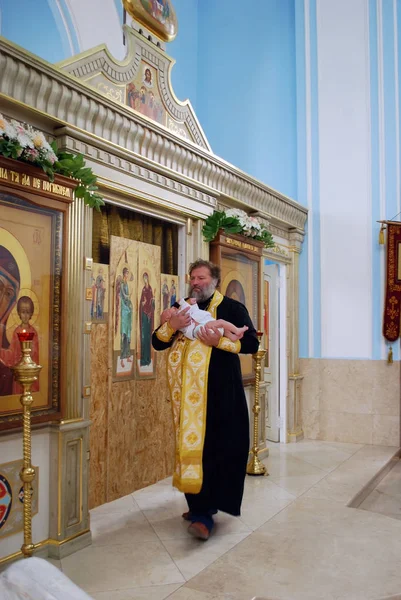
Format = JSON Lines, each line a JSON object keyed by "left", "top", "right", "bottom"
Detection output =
{"left": 189, "top": 280, "right": 217, "bottom": 303}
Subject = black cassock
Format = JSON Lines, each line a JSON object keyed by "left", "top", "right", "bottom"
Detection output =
{"left": 152, "top": 294, "right": 259, "bottom": 516}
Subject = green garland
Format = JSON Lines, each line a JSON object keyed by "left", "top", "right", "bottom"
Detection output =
{"left": 50, "top": 143, "right": 104, "bottom": 211}
{"left": 202, "top": 211, "right": 243, "bottom": 241}
{"left": 202, "top": 210, "right": 274, "bottom": 248}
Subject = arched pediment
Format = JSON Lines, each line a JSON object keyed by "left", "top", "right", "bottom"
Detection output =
{"left": 58, "top": 25, "right": 210, "bottom": 151}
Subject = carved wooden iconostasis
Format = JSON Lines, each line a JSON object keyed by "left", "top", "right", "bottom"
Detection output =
{"left": 0, "top": 0, "right": 307, "bottom": 562}
{"left": 89, "top": 204, "right": 181, "bottom": 508}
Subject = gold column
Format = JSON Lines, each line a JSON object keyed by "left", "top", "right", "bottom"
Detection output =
{"left": 287, "top": 231, "right": 304, "bottom": 441}
{"left": 65, "top": 197, "right": 86, "bottom": 420}
{"left": 247, "top": 332, "right": 268, "bottom": 476}
{"left": 48, "top": 179, "right": 92, "bottom": 557}
{"left": 11, "top": 332, "right": 42, "bottom": 557}
{"left": 191, "top": 219, "right": 210, "bottom": 264}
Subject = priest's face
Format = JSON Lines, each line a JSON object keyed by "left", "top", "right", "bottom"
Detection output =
{"left": 189, "top": 266, "right": 217, "bottom": 302}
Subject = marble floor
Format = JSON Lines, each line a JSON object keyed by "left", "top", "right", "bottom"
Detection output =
{"left": 57, "top": 440, "right": 401, "bottom": 600}
{"left": 359, "top": 458, "right": 401, "bottom": 522}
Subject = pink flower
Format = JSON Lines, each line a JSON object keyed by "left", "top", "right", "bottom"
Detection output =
{"left": 25, "top": 148, "right": 39, "bottom": 161}
{"left": 46, "top": 150, "right": 57, "bottom": 164}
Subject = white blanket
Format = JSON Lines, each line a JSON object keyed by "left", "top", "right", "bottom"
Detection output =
{"left": 0, "top": 557, "right": 93, "bottom": 600}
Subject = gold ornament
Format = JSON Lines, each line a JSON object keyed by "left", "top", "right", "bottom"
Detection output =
{"left": 247, "top": 332, "right": 268, "bottom": 477}
{"left": 11, "top": 332, "right": 42, "bottom": 557}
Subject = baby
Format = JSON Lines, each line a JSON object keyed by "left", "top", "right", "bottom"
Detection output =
{"left": 165, "top": 298, "right": 248, "bottom": 342}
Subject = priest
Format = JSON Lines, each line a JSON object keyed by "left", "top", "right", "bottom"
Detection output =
{"left": 152, "top": 259, "right": 259, "bottom": 540}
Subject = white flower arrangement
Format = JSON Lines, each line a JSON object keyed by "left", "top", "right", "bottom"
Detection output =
{"left": 225, "top": 208, "right": 264, "bottom": 237}
{"left": 0, "top": 114, "right": 104, "bottom": 210}
{"left": 0, "top": 114, "right": 58, "bottom": 167}
{"left": 203, "top": 208, "right": 274, "bottom": 247}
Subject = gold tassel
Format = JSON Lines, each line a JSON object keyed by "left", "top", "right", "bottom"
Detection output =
{"left": 379, "top": 224, "right": 385, "bottom": 245}
{"left": 388, "top": 346, "right": 393, "bottom": 364}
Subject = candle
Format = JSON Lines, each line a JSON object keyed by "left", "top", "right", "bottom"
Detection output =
{"left": 18, "top": 330, "right": 34, "bottom": 342}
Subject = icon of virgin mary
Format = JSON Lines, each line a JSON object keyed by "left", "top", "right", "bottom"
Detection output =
{"left": 0, "top": 246, "right": 20, "bottom": 395}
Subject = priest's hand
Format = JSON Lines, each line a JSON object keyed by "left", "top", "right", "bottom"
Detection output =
{"left": 168, "top": 306, "right": 191, "bottom": 331}
{"left": 196, "top": 325, "right": 222, "bottom": 347}
{"left": 160, "top": 307, "right": 175, "bottom": 325}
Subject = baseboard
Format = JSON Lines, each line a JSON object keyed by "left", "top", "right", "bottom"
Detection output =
{"left": 0, "top": 529, "right": 92, "bottom": 568}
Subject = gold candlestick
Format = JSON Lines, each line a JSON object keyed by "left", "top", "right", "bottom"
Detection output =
{"left": 247, "top": 331, "right": 268, "bottom": 476}
{"left": 11, "top": 331, "right": 42, "bottom": 557}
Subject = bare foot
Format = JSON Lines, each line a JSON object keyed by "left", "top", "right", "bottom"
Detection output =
{"left": 121, "top": 360, "right": 125, "bottom": 368}
{"left": 127, "top": 356, "right": 132, "bottom": 363}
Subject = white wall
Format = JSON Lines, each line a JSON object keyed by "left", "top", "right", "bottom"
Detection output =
{"left": 298, "top": 0, "right": 400, "bottom": 361}
{"left": 318, "top": 0, "right": 372, "bottom": 358}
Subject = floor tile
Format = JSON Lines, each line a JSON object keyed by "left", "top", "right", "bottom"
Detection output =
{"left": 269, "top": 471, "right": 327, "bottom": 497}
{"left": 90, "top": 494, "right": 139, "bottom": 514}
{"left": 167, "top": 588, "right": 255, "bottom": 600}
{"left": 90, "top": 508, "right": 159, "bottom": 546}
{"left": 240, "top": 478, "right": 295, "bottom": 530}
{"left": 184, "top": 498, "right": 401, "bottom": 600}
{"left": 166, "top": 589, "right": 217, "bottom": 600}
{"left": 162, "top": 532, "right": 250, "bottom": 580}
{"left": 358, "top": 458, "right": 401, "bottom": 521}
{"left": 264, "top": 453, "right": 325, "bottom": 479}
{"left": 61, "top": 540, "right": 185, "bottom": 593}
{"left": 71, "top": 440, "right": 401, "bottom": 600}
{"left": 282, "top": 445, "right": 357, "bottom": 472}
{"left": 376, "top": 460, "right": 401, "bottom": 498}
{"left": 359, "top": 489, "right": 401, "bottom": 520}
{"left": 91, "top": 583, "right": 183, "bottom": 599}
{"left": 149, "top": 509, "right": 252, "bottom": 541}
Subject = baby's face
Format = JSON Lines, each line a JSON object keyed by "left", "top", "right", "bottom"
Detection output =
{"left": 19, "top": 303, "right": 33, "bottom": 325}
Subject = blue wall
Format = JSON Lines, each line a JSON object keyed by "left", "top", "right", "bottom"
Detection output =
{"left": 0, "top": 0, "right": 297, "bottom": 199}
{"left": 0, "top": 0, "right": 79, "bottom": 62}
{"left": 196, "top": 0, "right": 297, "bottom": 198}
{"left": 169, "top": 0, "right": 199, "bottom": 111}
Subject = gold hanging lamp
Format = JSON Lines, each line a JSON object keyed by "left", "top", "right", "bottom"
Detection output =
{"left": 379, "top": 223, "right": 386, "bottom": 245}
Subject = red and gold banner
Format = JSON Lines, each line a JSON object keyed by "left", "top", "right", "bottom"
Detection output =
{"left": 383, "top": 223, "right": 401, "bottom": 342}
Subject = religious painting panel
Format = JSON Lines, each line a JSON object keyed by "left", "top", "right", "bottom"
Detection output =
{"left": 160, "top": 273, "right": 179, "bottom": 311}
{"left": 123, "top": 0, "right": 178, "bottom": 42}
{"left": 0, "top": 193, "right": 62, "bottom": 426}
{"left": 91, "top": 263, "right": 109, "bottom": 324}
{"left": 111, "top": 236, "right": 138, "bottom": 382}
{"left": 126, "top": 61, "right": 166, "bottom": 126}
{"left": 136, "top": 242, "right": 160, "bottom": 379}
{"left": 221, "top": 253, "right": 259, "bottom": 382}
{"left": 0, "top": 459, "right": 39, "bottom": 538}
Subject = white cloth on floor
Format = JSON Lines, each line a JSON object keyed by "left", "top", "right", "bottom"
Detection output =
{"left": 0, "top": 557, "right": 93, "bottom": 600}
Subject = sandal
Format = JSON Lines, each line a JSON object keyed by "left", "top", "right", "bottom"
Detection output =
{"left": 188, "top": 521, "right": 210, "bottom": 540}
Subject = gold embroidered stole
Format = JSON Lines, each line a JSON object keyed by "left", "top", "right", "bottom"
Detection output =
{"left": 167, "top": 291, "right": 224, "bottom": 493}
